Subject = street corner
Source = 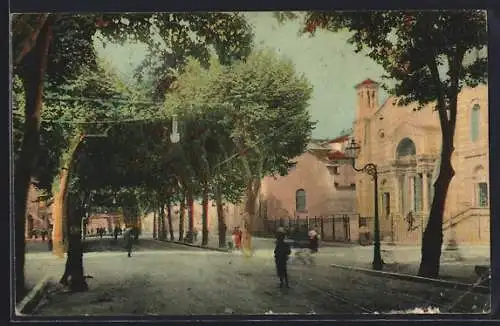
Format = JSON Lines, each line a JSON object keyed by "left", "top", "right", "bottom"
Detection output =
{"left": 15, "top": 274, "right": 52, "bottom": 316}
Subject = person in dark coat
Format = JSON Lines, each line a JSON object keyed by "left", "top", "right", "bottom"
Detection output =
{"left": 307, "top": 227, "right": 320, "bottom": 265}
{"left": 274, "top": 228, "right": 291, "bottom": 288}
{"left": 123, "top": 227, "right": 133, "bottom": 257}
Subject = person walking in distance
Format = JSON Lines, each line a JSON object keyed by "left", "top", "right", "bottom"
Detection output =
{"left": 274, "top": 228, "right": 291, "bottom": 288}
{"left": 307, "top": 226, "right": 320, "bottom": 265}
{"left": 123, "top": 227, "right": 133, "bottom": 257}
{"left": 237, "top": 226, "right": 243, "bottom": 250}
{"left": 231, "top": 227, "right": 239, "bottom": 250}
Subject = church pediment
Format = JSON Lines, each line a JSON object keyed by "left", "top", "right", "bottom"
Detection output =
{"left": 388, "top": 121, "right": 439, "bottom": 140}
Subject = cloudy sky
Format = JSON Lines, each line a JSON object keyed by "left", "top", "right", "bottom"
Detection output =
{"left": 96, "top": 12, "right": 390, "bottom": 139}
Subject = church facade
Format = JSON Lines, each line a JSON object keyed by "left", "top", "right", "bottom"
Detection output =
{"left": 350, "top": 79, "right": 489, "bottom": 245}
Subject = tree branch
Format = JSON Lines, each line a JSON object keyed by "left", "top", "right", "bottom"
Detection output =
{"left": 427, "top": 52, "right": 450, "bottom": 133}
{"left": 14, "top": 14, "right": 50, "bottom": 66}
{"left": 447, "top": 46, "right": 466, "bottom": 134}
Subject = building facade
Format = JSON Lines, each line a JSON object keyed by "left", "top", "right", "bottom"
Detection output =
{"left": 259, "top": 137, "right": 359, "bottom": 241}
{"left": 25, "top": 184, "right": 51, "bottom": 239}
{"left": 350, "top": 79, "right": 489, "bottom": 245}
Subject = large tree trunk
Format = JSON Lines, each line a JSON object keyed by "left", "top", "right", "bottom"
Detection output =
{"left": 59, "top": 194, "right": 87, "bottom": 292}
{"left": 215, "top": 187, "right": 226, "bottom": 248}
{"left": 52, "top": 134, "right": 84, "bottom": 257}
{"left": 241, "top": 179, "right": 261, "bottom": 254}
{"left": 201, "top": 187, "right": 209, "bottom": 246}
{"left": 13, "top": 16, "right": 53, "bottom": 303}
{"left": 167, "top": 200, "right": 174, "bottom": 241}
{"left": 186, "top": 191, "right": 194, "bottom": 243}
{"left": 178, "top": 193, "right": 186, "bottom": 241}
{"left": 51, "top": 169, "right": 70, "bottom": 258}
{"left": 418, "top": 144, "right": 455, "bottom": 278}
{"left": 417, "top": 49, "right": 463, "bottom": 279}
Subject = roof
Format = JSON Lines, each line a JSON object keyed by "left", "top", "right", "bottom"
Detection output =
{"left": 328, "top": 134, "right": 350, "bottom": 144}
{"left": 355, "top": 78, "right": 379, "bottom": 89}
{"left": 327, "top": 151, "right": 347, "bottom": 160}
{"left": 307, "top": 148, "right": 331, "bottom": 162}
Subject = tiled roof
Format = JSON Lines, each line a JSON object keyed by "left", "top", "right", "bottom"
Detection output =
{"left": 355, "top": 78, "right": 379, "bottom": 89}
{"left": 328, "top": 134, "right": 350, "bottom": 144}
{"left": 327, "top": 151, "right": 347, "bottom": 160}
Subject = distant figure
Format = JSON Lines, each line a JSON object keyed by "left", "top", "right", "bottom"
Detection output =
{"left": 123, "top": 227, "right": 133, "bottom": 257}
{"left": 274, "top": 228, "right": 291, "bottom": 288}
{"left": 307, "top": 227, "right": 320, "bottom": 265}
{"left": 236, "top": 227, "right": 243, "bottom": 249}
{"left": 193, "top": 227, "right": 198, "bottom": 242}
{"left": 114, "top": 226, "right": 120, "bottom": 241}
{"left": 231, "top": 227, "right": 239, "bottom": 249}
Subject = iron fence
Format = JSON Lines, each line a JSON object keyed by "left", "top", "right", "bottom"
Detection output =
{"left": 262, "top": 213, "right": 360, "bottom": 242}
{"left": 358, "top": 213, "right": 426, "bottom": 245}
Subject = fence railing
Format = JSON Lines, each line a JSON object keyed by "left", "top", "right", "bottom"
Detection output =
{"left": 260, "top": 209, "right": 490, "bottom": 245}
{"left": 262, "top": 213, "right": 360, "bottom": 242}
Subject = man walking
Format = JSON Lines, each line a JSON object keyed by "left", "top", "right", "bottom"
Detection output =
{"left": 274, "top": 227, "right": 291, "bottom": 288}
{"left": 123, "top": 227, "right": 133, "bottom": 257}
{"left": 307, "top": 226, "right": 320, "bottom": 265}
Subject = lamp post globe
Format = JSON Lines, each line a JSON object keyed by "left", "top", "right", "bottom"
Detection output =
{"left": 345, "top": 138, "right": 361, "bottom": 159}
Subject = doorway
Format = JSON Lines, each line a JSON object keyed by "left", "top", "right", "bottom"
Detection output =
{"left": 383, "top": 192, "right": 391, "bottom": 218}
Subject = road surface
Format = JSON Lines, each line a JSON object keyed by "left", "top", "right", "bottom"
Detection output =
{"left": 25, "top": 239, "right": 489, "bottom": 315}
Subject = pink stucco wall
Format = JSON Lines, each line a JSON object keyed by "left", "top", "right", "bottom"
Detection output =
{"left": 261, "top": 151, "right": 357, "bottom": 220}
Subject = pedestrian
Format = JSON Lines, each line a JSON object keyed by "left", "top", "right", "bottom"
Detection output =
{"left": 123, "top": 227, "right": 133, "bottom": 257}
{"left": 274, "top": 227, "right": 291, "bottom": 288}
{"left": 237, "top": 226, "right": 243, "bottom": 249}
{"left": 231, "top": 227, "right": 238, "bottom": 249}
{"left": 114, "top": 225, "right": 120, "bottom": 241}
{"left": 307, "top": 226, "right": 320, "bottom": 265}
{"left": 193, "top": 227, "right": 198, "bottom": 242}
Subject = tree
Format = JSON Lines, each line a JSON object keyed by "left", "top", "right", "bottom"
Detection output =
{"left": 277, "top": 10, "right": 487, "bottom": 277}
{"left": 165, "top": 58, "right": 246, "bottom": 247}
{"left": 209, "top": 49, "right": 315, "bottom": 253}
{"left": 12, "top": 14, "right": 56, "bottom": 301}
{"left": 12, "top": 12, "right": 254, "bottom": 299}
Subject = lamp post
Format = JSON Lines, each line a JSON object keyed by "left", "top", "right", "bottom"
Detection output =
{"left": 345, "top": 138, "right": 384, "bottom": 270}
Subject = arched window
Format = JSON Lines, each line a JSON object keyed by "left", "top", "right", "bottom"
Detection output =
{"left": 296, "top": 189, "right": 307, "bottom": 212}
{"left": 396, "top": 138, "right": 416, "bottom": 159}
{"left": 471, "top": 104, "right": 480, "bottom": 142}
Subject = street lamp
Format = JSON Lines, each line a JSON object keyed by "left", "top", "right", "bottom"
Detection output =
{"left": 170, "top": 114, "right": 180, "bottom": 144}
{"left": 345, "top": 137, "right": 384, "bottom": 270}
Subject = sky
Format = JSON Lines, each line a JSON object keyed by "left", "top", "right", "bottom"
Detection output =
{"left": 95, "top": 12, "right": 390, "bottom": 139}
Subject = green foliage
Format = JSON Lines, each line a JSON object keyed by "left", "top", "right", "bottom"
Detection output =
{"left": 280, "top": 11, "right": 487, "bottom": 109}
{"left": 97, "top": 13, "right": 254, "bottom": 100}
{"left": 211, "top": 49, "right": 315, "bottom": 179}
{"left": 164, "top": 49, "right": 315, "bottom": 207}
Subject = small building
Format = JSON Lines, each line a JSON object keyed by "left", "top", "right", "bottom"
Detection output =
{"left": 259, "top": 137, "right": 359, "bottom": 242}
{"left": 25, "top": 183, "right": 51, "bottom": 239}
